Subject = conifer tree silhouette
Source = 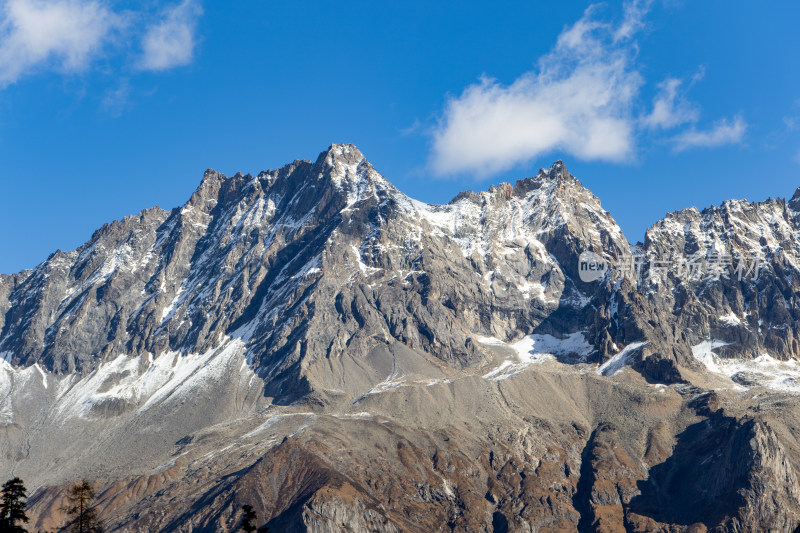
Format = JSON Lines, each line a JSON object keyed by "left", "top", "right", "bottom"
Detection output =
{"left": 61, "top": 481, "right": 103, "bottom": 533}
{"left": 0, "top": 477, "right": 29, "bottom": 532}
{"left": 240, "top": 504, "right": 257, "bottom": 532}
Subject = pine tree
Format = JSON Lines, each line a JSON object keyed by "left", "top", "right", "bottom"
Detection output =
{"left": 240, "top": 504, "right": 257, "bottom": 532}
{"left": 62, "top": 480, "right": 103, "bottom": 533}
{"left": 0, "top": 477, "right": 29, "bottom": 533}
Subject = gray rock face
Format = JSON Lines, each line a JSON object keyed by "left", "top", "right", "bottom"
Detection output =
{"left": 639, "top": 195, "right": 800, "bottom": 361}
{"left": 3, "top": 144, "right": 800, "bottom": 532}
{"left": 0, "top": 145, "right": 635, "bottom": 398}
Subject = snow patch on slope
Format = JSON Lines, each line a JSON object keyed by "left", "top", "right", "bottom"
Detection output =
{"left": 0, "top": 359, "right": 14, "bottom": 424}
{"left": 355, "top": 373, "right": 455, "bottom": 401}
{"left": 597, "top": 342, "right": 648, "bottom": 376}
{"left": 242, "top": 413, "right": 317, "bottom": 440}
{"left": 49, "top": 338, "right": 254, "bottom": 421}
{"left": 512, "top": 332, "right": 594, "bottom": 363}
{"left": 719, "top": 312, "right": 742, "bottom": 326}
{"left": 692, "top": 340, "right": 800, "bottom": 392}
{"left": 480, "top": 332, "right": 594, "bottom": 380}
{"left": 0, "top": 356, "right": 52, "bottom": 424}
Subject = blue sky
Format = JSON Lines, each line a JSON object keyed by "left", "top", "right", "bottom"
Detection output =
{"left": 0, "top": 0, "right": 798, "bottom": 274}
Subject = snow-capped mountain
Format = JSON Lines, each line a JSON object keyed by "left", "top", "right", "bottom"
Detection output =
{"left": 3, "top": 144, "right": 800, "bottom": 531}
{"left": 0, "top": 144, "right": 636, "bottom": 402}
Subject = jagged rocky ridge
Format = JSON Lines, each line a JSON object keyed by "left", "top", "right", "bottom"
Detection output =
{"left": 2, "top": 144, "right": 800, "bottom": 531}
{"left": 0, "top": 144, "right": 639, "bottom": 397}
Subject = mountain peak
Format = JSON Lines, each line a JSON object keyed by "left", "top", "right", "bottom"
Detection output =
{"left": 315, "top": 143, "right": 366, "bottom": 168}
{"left": 311, "top": 143, "right": 401, "bottom": 206}
{"left": 539, "top": 159, "right": 570, "bottom": 181}
{"left": 511, "top": 159, "right": 584, "bottom": 198}
{"left": 789, "top": 186, "right": 800, "bottom": 213}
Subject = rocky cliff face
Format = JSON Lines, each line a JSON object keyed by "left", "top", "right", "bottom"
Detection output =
{"left": 0, "top": 145, "right": 637, "bottom": 400}
{"left": 3, "top": 144, "right": 800, "bottom": 532}
{"left": 641, "top": 195, "right": 800, "bottom": 359}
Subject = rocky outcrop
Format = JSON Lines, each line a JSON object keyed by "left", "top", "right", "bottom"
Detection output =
{"left": 639, "top": 196, "right": 800, "bottom": 364}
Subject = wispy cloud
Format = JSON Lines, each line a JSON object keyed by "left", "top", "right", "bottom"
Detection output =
{"left": 430, "top": 2, "right": 648, "bottom": 177}
{"left": 399, "top": 118, "right": 422, "bottom": 136}
{"left": 0, "top": 0, "right": 203, "bottom": 89}
{"left": 671, "top": 115, "right": 747, "bottom": 151}
{"left": 101, "top": 78, "right": 130, "bottom": 118}
{"left": 0, "top": 0, "right": 123, "bottom": 87}
{"left": 614, "top": 0, "right": 650, "bottom": 41}
{"left": 784, "top": 100, "right": 800, "bottom": 131}
{"left": 690, "top": 65, "right": 706, "bottom": 85}
{"left": 139, "top": 0, "right": 202, "bottom": 71}
{"left": 642, "top": 78, "right": 698, "bottom": 129}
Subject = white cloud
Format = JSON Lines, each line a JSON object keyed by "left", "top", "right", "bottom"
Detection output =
{"left": 0, "top": 0, "right": 204, "bottom": 88}
{"left": 430, "top": 2, "right": 648, "bottom": 177}
{"left": 0, "top": 0, "right": 122, "bottom": 86}
{"left": 429, "top": 2, "right": 750, "bottom": 177}
{"left": 671, "top": 115, "right": 747, "bottom": 151}
{"left": 139, "top": 0, "right": 202, "bottom": 71}
{"left": 642, "top": 77, "right": 698, "bottom": 129}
